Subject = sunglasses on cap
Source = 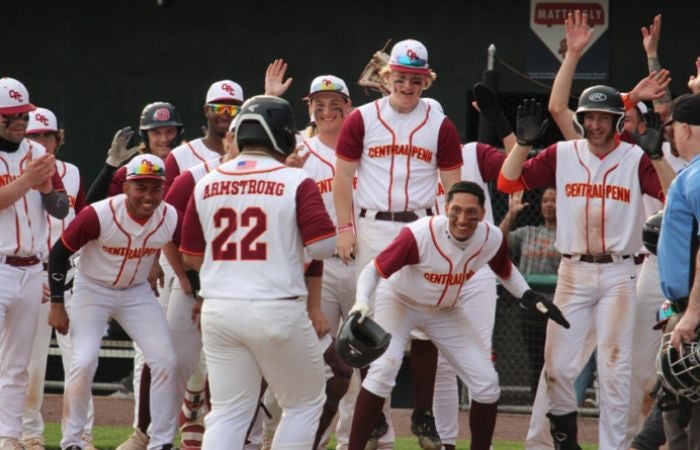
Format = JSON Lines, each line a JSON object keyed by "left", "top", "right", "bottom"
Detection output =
{"left": 207, "top": 103, "right": 241, "bottom": 117}
{"left": 396, "top": 54, "right": 427, "bottom": 68}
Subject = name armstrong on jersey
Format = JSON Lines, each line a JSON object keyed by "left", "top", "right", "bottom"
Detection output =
{"left": 367, "top": 144, "right": 433, "bottom": 163}
{"left": 564, "top": 183, "right": 631, "bottom": 203}
{"left": 202, "top": 179, "right": 285, "bottom": 199}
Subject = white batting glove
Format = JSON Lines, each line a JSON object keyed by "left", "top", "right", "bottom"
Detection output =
{"left": 349, "top": 301, "right": 370, "bottom": 324}
{"left": 106, "top": 126, "right": 140, "bottom": 167}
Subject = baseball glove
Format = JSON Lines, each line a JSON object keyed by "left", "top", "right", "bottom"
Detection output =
{"left": 357, "top": 39, "right": 392, "bottom": 96}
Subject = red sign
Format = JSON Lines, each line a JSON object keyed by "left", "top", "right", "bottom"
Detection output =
{"left": 534, "top": 2, "right": 605, "bottom": 27}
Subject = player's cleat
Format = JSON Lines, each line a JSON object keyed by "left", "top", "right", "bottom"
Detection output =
{"left": 364, "top": 413, "right": 389, "bottom": 450}
{"left": 115, "top": 429, "right": 149, "bottom": 450}
{"left": 0, "top": 438, "right": 23, "bottom": 450}
{"left": 20, "top": 437, "right": 45, "bottom": 450}
{"left": 410, "top": 409, "right": 442, "bottom": 450}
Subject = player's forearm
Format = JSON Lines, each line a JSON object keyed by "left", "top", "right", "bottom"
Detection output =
{"left": 651, "top": 158, "right": 676, "bottom": 195}
{"left": 333, "top": 172, "right": 354, "bottom": 226}
{"left": 182, "top": 253, "right": 204, "bottom": 272}
{"left": 0, "top": 176, "right": 34, "bottom": 210}
{"left": 647, "top": 56, "right": 672, "bottom": 107}
{"left": 548, "top": 52, "right": 580, "bottom": 140}
{"left": 498, "top": 211, "right": 518, "bottom": 235}
{"left": 48, "top": 240, "right": 76, "bottom": 303}
{"left": 498, "top": 264, "right": 529, "bottom": 299}
{"left": 356, "top": 261, "right": 381, "bottom": 306}
{"left": 162, "top": 242, "right": 186, "bottom": 277}
{"left": 500, "top": 144, "right": 529, "bottom": 181}
{"left": 305, "top": 275, "right": 323, "bottom": 315}
{"left": 439, "top": 168, "right": 461, "bottom": 194}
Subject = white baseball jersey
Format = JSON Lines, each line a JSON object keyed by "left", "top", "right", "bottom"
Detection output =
{"left": 164, "top": 156, "right": 223, "bottom": 214}
{"left": 375, "top": 216, "right": 511, "bottom": 308}
{"left": 46, "top": 160, "right": 83, "bottom": 251}
{"left": 62, "top": 195, "right": 179, "bottom": 289}
{"left": 165, "top": 138, "right": 222, "bottom": 189}
{"left": 336, "top": 97, "right": 462, "bottom": 211}
{"left": 180, "top": 154, "right": 336, "bottom": 300}
{"left": 0, "top": 140, "right": 65, "bottom": 258}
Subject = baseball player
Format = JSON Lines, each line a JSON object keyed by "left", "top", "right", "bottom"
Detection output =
{"left": 345, "top": 181, "right": 568, "bottom": 450}
{"left": 21, "top": 108, "right": 93, "bottom": 450}
{"left": 498, "top": 88, "right": 667, "bottom": 449}
{"left": 0, "top": 77, "right": 69, "bottom": 450}
{"left": 180, "top": 95, "right": 337, "bottom": 450}
{"left": 333, "top": 38, "right": 463, "bottom": 449}
{"left": 48, "top": 154, "right": 181, "bottom": 450}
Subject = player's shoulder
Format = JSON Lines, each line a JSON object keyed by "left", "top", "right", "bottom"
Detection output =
{"left": 171, "top": 138, "right": 201, "bottom": 155}
{"left": 23, "top": 138, "right": 46, "bottom": 155}
{"left": 59, "top": 159, "right": 81, "bottom": 175}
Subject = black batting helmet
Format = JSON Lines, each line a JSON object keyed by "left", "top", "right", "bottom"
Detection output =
{"left": 658, "top": 330, "right": 700, "bottom": 402}
{"left": 573, "top": 85, "right": 625, "bottom": 137}
{"left": 235, "top": 95, "right": 297, "bottom": 156}
{"left": 335, "top": 312, "right": 391, "bottom": 368}
{"left": 643, "top": 211, "right": 663, "bottom": 255}
{"left": 139, "top": 102, "right": 184, "bottom": 148}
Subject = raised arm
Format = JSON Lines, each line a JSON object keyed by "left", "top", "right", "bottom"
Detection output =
{"left": 498, "top": 191, "right": 529, "bottom": 235}
{"left": 642, "top": 14, "right": 673, "bottom": 120}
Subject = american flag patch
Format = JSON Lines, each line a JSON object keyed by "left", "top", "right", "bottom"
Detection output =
{"left": 236, "top": 160, "right": 257, "bottom": 170}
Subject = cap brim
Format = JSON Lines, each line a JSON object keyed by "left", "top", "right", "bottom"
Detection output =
{"left": 304, "top": 91, "right": 350, "bottom": 101}
{"left": 388, "top": 64, "right": 431, "bottom": 75}
{"left": 0, "top": 103, "right": 36, "bottom": 115}
{"left": 126, "top": 175, "right": 166, "bottom": 182}
{"left": 206, "top": 97, "right": 243, "bottom": 105}
{"left": 26, "top": 128, "right": 57, "bottom": 134}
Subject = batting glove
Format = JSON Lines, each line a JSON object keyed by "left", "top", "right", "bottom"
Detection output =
{"left": 630, "top": 111, "right": 664, "bottom": 160}
{"left": 519, "top": 290, "right": 570, "bottom": 329}
{"left": 107, "top": 126, "right": 140, "bottom": 167}
{"left": 515, "top": 99, "right": 549, "bottom": 146}
{"left": 348, "top": 301, "right": 370, "bottom": 324}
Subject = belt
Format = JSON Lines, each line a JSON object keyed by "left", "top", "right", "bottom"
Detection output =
{"left": 562, "top": 254, "right": 632, "bottom": 264}
{"left": 4, "top": 255, "right": 41, "bottom": 267}
{"left": 359, "top": 208, "right": 433, "bottom": 223}
{"left": 634, "top": 254, "right": 647, "bottom": 265}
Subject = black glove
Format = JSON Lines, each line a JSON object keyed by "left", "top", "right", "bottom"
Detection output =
{"left": 473, "top": 82, "right": 512, "bottom": 140}
{"left": 519, "top": 289, "right": 570, "bottom": 329}
{"left": 515, "top": 99, "right": 549, "bottom": 146}
{"left": 630, "top": 111, "right": 664, "bottom": 160}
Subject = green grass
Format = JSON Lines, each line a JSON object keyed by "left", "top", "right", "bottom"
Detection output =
{"left": 43, "top": 423, "right": 599, "bottom": 449}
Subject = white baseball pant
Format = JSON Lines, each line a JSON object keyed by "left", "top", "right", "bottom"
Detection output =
{"left": 61, "top": 276, "right": 179, "bottom": 450}
{"left": 319, "top": 257, "right": 356, "bottom": 337}
{"left": 201, "top": 298, "right": 326, "bottom": 450}
{"left": 0, "top": 262, "right": 43, "bottom": 439}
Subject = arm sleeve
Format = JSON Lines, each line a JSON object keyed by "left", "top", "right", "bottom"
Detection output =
{"left": 296, "top": 178, "right": 337, "bottom": 245}
{"left": 48, "top": 239, "right": 76, "bottom": 303}
{"left": 164, "top": 171, "right": 195, "bottom": 214}
{"left": 356, "top": 261, "right": 382, "bottom": 305}
{"left": 164, "top": 153, "right": 181, "bottom": 193}
{"left": 374, "top": 227, "right": 420, "bottom": 278}
{"left": 336, "top": 110, "right": 365, "bottom": 162}
{"left": 476, "top": 143, "right": 507, "bottom": 181}
{"left": 638, "top": 155, "right": 665, "bottom": 201}
{"left": 436, "top": 119, "right": 463, "bottom": 170}
{"left": 61, "top": 206, "right": 101, "bottom": 252}
{"left": 488, "top": 233, "right": 529, "bottom": 297}
{"left": 179, "top": 195, "right": 206, "bottom": 256}
{"left": 107, "top": 167, "right": 127, "bottom": 198}
{"left": 86, "top": 163, "right": 118, "bottom": 203}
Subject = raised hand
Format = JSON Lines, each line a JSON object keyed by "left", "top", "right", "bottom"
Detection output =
{"left": 630, "top": 70, "right": 672, "bottom": 102}
{"left": 515, "top": 99, "right": 549, "bottom": 146}
{"left": 688, "top": 57, "right": 700, "bottom": 95}
{"left": 641, "top": 14, "right": 662, "bottom": 57}
{"left": 564, "top": 10, "right": 595, "bottom": 56}
{"left": 508, "top": 191, "right": 530, "bottom": 216}
{"left": 107, "top": 126, "right": 139, "bottom": 167}
{"left": 631, "top": 112, "right": 664, "bottom": 160}
{"left": 264, "top": 59, "right": 293, "bottom": 97}
{"left": 285, "top": 145, "right": 311, "bottom": 168}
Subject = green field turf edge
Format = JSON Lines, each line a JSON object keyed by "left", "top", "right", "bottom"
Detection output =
{"left": 43, "top": 423, "right": 598, "bottom": 450}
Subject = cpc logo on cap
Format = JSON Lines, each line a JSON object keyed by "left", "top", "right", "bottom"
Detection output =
{"left": 26, "top": 107, "right": 58, "bottom": 134}
{"left": 153, "top": 108, "right": 171, "bottom": 121}
{"left": 206, "top": 80, "right": 245, "bottom": 104}
{"left": 588, "top": 93, "right": 608, "bottom": 102}
{"left": 389, "top": 39, "right": 430, "bottom": 75}
{"left": 307, "top": 75, "right": 350, "bottom": 99}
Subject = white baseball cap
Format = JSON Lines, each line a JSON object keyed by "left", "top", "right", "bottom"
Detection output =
{"left": 126, "top": 154, "right": 166, "bottom": 181}
{"left": 206, "top": 80, "right": 244, "bottom": 104}
{"left": 27, "top": 107, "right": 58, "bottom": 134}
{"left": 306, "top": 75, "right": 350, "bottom": 100}
{"left": 0, "top": 77, "right": 36, "bottom": 115}
{"left": 423, "top": 98, "right": 444, "bottom": 114}
{"left": 389, "top": 39, "right": 431, "bottom": 75}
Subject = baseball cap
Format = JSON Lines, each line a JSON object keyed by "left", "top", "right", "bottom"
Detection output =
{"left": 126, "top": 154, "right": 166, "bottom": 181}
{"left": 26, "top": 107, "right": 58, "bottom": 134}
{"left": 388, "top": 39, "right": 431, "bottom": 75}
{"left": 671, "top": 94, "right": 700, "bottom": 126}
{"left": 306, "top": 75, "right": 350, "bottom": 100}
{"left": 0, "top": 77, "right": 36, "bottom": 115}
{"left": 206, "top": 80, "right": 244, "bottom": 104}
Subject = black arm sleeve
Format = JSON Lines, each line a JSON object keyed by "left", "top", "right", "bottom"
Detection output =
{"left": 49, "top": 239, "right": 77, "bottom": 303}
{"left": 86, "top": 163, "right": 118, "bottom": 203}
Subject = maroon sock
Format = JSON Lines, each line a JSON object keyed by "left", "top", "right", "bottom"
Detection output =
{"left": 137, "top": 364, "right": 151, "bottom": 434}
{"left": 410, "top": 339, "right": 438, "bottom": 411}
{"left": 469, "top": 400, "right": 497, "bottom": 450}
{"left": 348, "top": 388, "right": 385, "bottom": 450}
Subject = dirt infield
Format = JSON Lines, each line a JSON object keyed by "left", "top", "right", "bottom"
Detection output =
{"left": 42, "top": 394, "right": 599, "bottom": 444}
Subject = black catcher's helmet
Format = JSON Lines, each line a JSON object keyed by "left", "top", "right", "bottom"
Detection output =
{"left": 139, "top": 101, "right": 184, "bottom": 148}
{"left": 658, "top": 330, "right": 700, "bottom": 402}
{"left": 235, "top": 95, "right": 297, "bottom": 156}
{"left": 335, "top": 312, "right": 391, "bottom": 368}
{"left": 643, "top": 211, "right": 663, "bottom": 255}
{"left": 573, "top": 85, "right": 625, "bottom": 136}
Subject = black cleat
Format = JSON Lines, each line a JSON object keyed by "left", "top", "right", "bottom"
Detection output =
{"left": 365, "top": 412, "right": 389, "bottom": 450}
{"left": 410, "top": 409, "right": 442, "bottom": 450}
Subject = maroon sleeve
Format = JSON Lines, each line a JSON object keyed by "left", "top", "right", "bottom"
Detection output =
{"left": 436, "top": 118, "right": 463, "bottom": 169}
{"left": 374, "top": 227, "right": 420, "bottom": 278}
{"left": 51, "top": 171, "right": 65, "bottom": 192}
{"left": 476, "top": 143, "right": 507, "bottom": 182}
{"left": 180, "top": 195, "right": 205, "bottom": 256}
{"left": 164, "top": 171, "right": 195, "bottom": 214}
{"left": 638, "top": 154, "right": 665, "bottom": 201}
{"left": 336, "top": 109, "right": 365, "bottom": 162}
{"left": 61, "top": 206, "right": 101, "bottom": 252}
{"left": 164, "top": 152, "right": 181, "bottom": 194}
{"left": 171, "top": 208, "right": 183, "bottom": 248}
{"left": 518, "top": 144, "right": 558, "bottom": 189}
{"left": 487, "top": 235, "right": 513, "bottom": 278}
{"left": 296, "top": 177, "right": 336, "bottom": 245}
{"left": 73, "top": 179, "right": 87, "bottom": 213}
{"left": 305, "top": 259, "right": 324, "bottom": 277}
{"left": 107, "top": 167, "right": 127, "bottom": 197}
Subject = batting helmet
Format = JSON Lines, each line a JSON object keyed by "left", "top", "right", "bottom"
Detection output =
{"left": 335, "top": 312, "right": 391, "bottom": 368}
{"left": 658, "top": 331, "right": 700, "bottom": 402}
{"left": 643, "top": 211, "right": 663, "bottom": 255}
{"left": 573, "top": 85, "right": 625, "bottom": 137}
{"left": 139, "top": 102, "right": 184, "bottom": 148}
{"left": 235, "top": 95, "right": 297, "bottom": 157}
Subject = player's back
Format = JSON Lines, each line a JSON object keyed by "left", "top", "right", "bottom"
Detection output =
{"left": 193, "top": 154, "right": 310, "bottom": 300}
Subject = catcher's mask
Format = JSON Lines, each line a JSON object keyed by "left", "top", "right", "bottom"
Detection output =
{"left": 336, "top": 312, "right": 391, "bottom": 368}
{"left": 658, "top": 330, "right": 700, "bottom": 402}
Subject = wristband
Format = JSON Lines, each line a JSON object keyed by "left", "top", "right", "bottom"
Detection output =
{"left": 337, "top": 223, "right": 354, "bottom": 234}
